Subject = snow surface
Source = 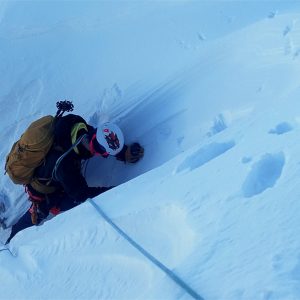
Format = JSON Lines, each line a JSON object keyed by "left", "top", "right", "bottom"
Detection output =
{"left": 1, "top": 1, "right": 300, "bottom": 299}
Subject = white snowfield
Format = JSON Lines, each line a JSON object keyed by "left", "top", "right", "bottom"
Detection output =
{"left": 1, "top": 1, "right": 300, "bottom": 300}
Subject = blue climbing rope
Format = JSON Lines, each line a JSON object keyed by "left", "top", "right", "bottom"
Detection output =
{"left": 89, "top": 199, "right": 204, "bottom": 300}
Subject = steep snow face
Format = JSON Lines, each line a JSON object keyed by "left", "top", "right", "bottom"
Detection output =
{"left": 1, "top": 1, "right": 300, "bottom": 300}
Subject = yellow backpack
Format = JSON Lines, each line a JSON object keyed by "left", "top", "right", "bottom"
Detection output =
{"left": 5, "top": 100, "right": 74, "bottom": 193}
{"left": 5, "top": 115, "right": 55, "bottom": 186}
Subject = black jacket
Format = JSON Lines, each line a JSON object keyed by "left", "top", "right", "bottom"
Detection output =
{"left": 29, "top": 114, "right": 121, "bottom": 210}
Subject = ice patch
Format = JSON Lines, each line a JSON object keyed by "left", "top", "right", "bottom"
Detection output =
{"left": 242, "top": 152, "right": 285, "bottom": 198}
{"left": 176, "top": 140, "right": 236, "bottom": 173}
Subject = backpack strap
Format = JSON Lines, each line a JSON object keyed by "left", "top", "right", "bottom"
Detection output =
{"left": 71, "top": 122, "right": 88, "bottom": 154}
{"left": 52, "top": 133, "right": 88, "bottom": 181}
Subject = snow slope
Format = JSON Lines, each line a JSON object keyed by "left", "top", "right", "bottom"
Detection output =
{"left": 1, "top": 1, "right": 300, "bottom": 299}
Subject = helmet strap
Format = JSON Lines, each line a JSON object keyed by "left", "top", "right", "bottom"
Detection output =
{"left": 89, "top": 133, "right": 109, "bottom": 157}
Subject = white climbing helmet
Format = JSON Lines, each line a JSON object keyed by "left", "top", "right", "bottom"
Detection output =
{"left": 96, "top": 122, "right": 124, "bottom": 156}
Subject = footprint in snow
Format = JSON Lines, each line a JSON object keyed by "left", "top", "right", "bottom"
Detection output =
{"left": 283, "top": 25, "right": 292, "bottom": 37}
{"left": 159, "top": 125, "right": 172, "bottom": 139}
{"left": 176, "top": 140, "right": 235, "bottom": 173}
{"left": 197, "top": 32, "right": 206, "bottom": 41}
{"left": 242, "top": 152, "right": 285, "bottom": 198}
{"left": 268, "top": 11, "right": 277, "bottom": 19}
{"left": 177, "top": 136, "right": 184, "bottom": 146}
{"left": 272, "top": 253, "right": 300, "bottom": 286}
{"left": 241, "top": 156, "right": 252, "bottom": 164}
{"left": 271, "top": 254, "right": 284, "bottom": 271}
{"left": 268, "top": 122, "right": 293, "bottom": 135}
{"left": 284, "top": 38, "right": 293, "bottom": 56}
{"left": 207, "top": 113, "right": 228, "bottom": 137}
{"left": 293, "top": 48, "right": 300, "bottom": 59}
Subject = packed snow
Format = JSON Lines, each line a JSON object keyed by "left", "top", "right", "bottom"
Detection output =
{"left": 1, "top": 1, "right": 300, "bottom": 299}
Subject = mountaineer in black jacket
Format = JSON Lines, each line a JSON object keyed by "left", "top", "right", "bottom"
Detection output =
{"left": 6, "top": 113, "right": 144, "bottom": 243}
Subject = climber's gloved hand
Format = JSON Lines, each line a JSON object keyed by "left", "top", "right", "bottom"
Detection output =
{"left": 125, "top": 143, "right": 144, "bottom": 163}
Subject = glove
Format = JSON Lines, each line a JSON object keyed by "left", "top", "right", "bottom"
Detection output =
{"left": 125, "top": 143, "right": 144, "bottom": 163}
